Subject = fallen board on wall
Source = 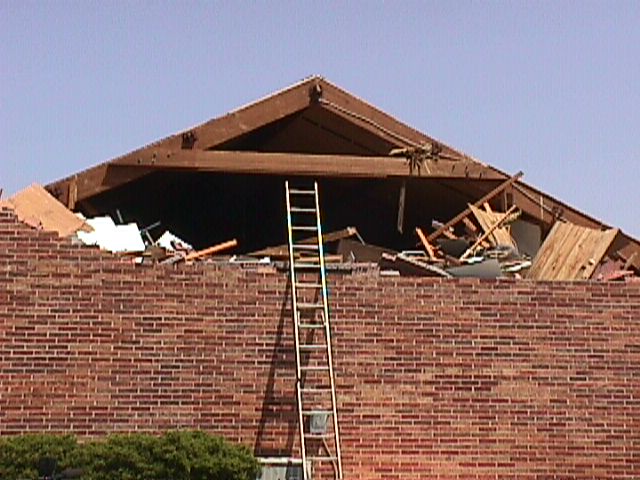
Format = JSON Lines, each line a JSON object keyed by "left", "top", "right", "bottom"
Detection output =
{"left": 527, "top": 221, "right": 619, "bottom": 280}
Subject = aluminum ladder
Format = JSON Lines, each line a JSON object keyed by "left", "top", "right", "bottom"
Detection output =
{"left": 285, "top": 180, "right": 343, "bottom": 480}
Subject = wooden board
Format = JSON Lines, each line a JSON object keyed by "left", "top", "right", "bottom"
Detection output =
{"left": 528, "top": 222, "right": 619, "bottom": 280}
{"left": 468, "top": 204, "right": 515, "bottom": 247}
{"left": 1, "top": 183, "right": 92, "bottom": 237}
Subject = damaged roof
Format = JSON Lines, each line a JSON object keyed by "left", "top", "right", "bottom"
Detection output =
{"left": 42, "top": 75, "right": 640, "bottom": 272}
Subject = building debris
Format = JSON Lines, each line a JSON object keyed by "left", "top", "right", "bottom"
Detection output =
{"left": 248, "top": 227, "right": 362, "bottom": 259}
{"left": 76, "top": 215, "right": 145, "bottom": 253}
{"left": 2, "top": 179, "right": 635, "bottom": 282}
{"left": 0, "top": 183, "right": 92, "bottom": 237}
{"left": 155, "top": 231, "right": 194, "bottom": 252}
{"left": 528, "top": 222, "right": 619, "bottom": 280}
{"left": 379, "top": 252, "right": 451, "bottom": 277}
{"left": 183, "top": 239, "right": 238, "bottom": 262}
{"left": 337, "top": 239, "right": 395, "bottom": 263}
{"left": 446, "top": 259, "right": 502, "bottom": 279}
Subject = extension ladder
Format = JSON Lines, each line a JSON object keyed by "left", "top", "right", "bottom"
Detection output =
{"left": 285, "top": 180, "right": 343, "bottom": 480}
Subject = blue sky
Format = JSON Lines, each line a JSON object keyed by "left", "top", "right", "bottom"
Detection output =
{"left": 1, "top": 1, "right": 638, "bottom": 237}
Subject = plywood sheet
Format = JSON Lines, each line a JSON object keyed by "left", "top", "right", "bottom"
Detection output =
{"left": 1, "top": 184, "right": 91, "bottom": 237}
{"left": 528, "top": 221, "right": 619, "bottom": 280}
{"left": 468, "top": 204, "right": 515, "bottom": 247}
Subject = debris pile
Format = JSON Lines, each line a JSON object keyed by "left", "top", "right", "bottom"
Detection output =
{"left": 0, "top": 182, "right": 637, "bottom": 281}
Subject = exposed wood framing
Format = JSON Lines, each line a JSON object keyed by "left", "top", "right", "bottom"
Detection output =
{"left": 318, "top": 81, "right": 468, "bottom": 160}
{"left": 113, "top": 149, "right": 501, "bottom": 181}
{"left": 67, "top": 177, "right": 77, "bottom": 210}
{"left": 428, "top": 171, "right": 524, "bottom": 242}
{"left": 41, "top": 75, "right": 640, "bottom": 270}
{"left": 46, "top": 78, "right": 319, "bottom": 206}
{"left": 460, "top": 205, "right": 518, "bottom": 261}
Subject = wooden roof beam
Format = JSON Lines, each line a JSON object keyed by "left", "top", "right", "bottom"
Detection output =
{"left": 113, "top": 149, "right": 503, "bottom": 180}
{"left": 46, "top": 78, "right": 319, "bottom": 206}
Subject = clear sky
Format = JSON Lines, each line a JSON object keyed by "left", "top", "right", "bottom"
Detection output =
{"left": 1, "top": 1, "right": 638, "bottom": 238}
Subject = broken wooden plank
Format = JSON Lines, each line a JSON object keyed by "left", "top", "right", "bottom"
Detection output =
{"left": 427, "top": 171, "right": 524, "bottom": 242}
{"left": 184, "top": 239, "right": 238, "bottom": 261}
{"left": 528, "top": 222, "right": 619, "bottom": 280}
{"left": 415, "top": 227, "right": 436, "bottom": 260}
{"left": 460, "top": 205, "right": 518, "bottom": 261}
{"left": 468, "top": 204, "right": 518, "bottom": 248}
{"left": 1, "top": 183, "right": 92, "bottom": 237}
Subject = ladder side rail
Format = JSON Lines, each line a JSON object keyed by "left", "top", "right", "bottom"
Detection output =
{"left": 285, "top": 181, "right": 308, "bottom": 477}
{"left": 313, "top": 182, "right": 344, "bottom": 480}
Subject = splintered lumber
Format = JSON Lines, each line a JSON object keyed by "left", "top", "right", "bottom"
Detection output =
{"left": 415, "top": 227, "right": 436, "bottom": 260}
{"left": 428, "top": 171, "right": 524, "bottom": 242}
{"left": 528, "top": 222, "right": 619, "bottom": 280}
{"left": 184, "top": 239, "right": 237, "bottom": 261}
{"left": 460, "top": 205, "right": 518, "bottom": 261}
{"left": 468, "top": 204, "right": 518, "bottom": 248}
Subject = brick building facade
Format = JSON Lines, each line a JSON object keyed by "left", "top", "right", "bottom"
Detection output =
{"left": 2, "top": 208, "right": 639, "bottom": 479}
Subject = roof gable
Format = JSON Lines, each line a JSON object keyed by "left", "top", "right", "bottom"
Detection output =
{"left": 44, "top": 76, "right": 640, "bottom": 269}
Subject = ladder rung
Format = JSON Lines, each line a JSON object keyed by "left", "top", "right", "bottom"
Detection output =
{"left": 289, "top": 189, "right": 315, "bottom": 195}
{"left": 305, "top": 432, "right": 333, "bottom": 439}
{"left": 295, "top": 282, "right": 322, "bottom": 289}
{"left": 292, "top": 226, "right": 318, "bottom": 231}
{"left": 299, "top": 323, "right": 325, "bottom": 329}
{"left": 293, "top": 244, "right": 319, "bottom": 250}
{"left": 296, "top": 257, "right": 320, "bottom": 264}
{"left": 300, "top": 387, "right": 332, "bottom": 392}
{"left": 300, "top": 366, "right": 330, "bottom": 371}
{"left": 307, "top": 455, "right": 338, "bottom": 462}
{"left": 297, "top": 302, "right": 324, "bottom": 310}
{"left": 299, "top": 344, "right": 327, "bottom": 350}
{"left": 302, "top": 409, "right": 334, "bottom": 416}
{"left": 294, "top": 263, "right": 321, "bottom": 269}
{"left": 290, "top": 207, "right": 317, "bottom": 213}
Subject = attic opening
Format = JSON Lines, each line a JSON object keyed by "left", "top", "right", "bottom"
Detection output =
{"left": 78, "top": 172, "right": 495, "bottom": 254}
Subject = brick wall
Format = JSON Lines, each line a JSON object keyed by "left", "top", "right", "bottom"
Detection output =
{"left": 1, "top": 207, "right": 639, "bottom": 479}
